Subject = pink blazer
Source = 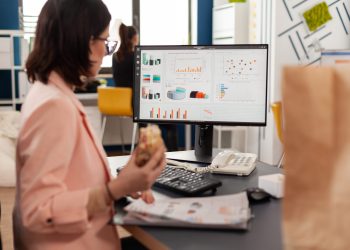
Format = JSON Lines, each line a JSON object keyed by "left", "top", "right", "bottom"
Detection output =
{"left": 14, "top": 72, "right": 120, "bottom": 249}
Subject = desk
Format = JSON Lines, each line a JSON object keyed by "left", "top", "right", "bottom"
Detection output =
{"left": 108, "top": 150, "right": 283, "bottom": 250}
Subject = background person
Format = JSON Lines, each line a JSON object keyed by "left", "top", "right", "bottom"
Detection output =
{"left": 112, "top": 23, "right": 138, "bottom": 88}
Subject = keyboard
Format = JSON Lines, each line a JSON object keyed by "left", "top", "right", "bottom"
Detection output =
{"left": 154, "top": 165, "right": 222, "bottom": 196}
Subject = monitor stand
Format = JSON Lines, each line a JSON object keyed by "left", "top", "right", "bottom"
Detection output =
{"left": 166, "top": 125, "right": 222, "bottom": 164}
{"left": 194, "top": 125, "right": 213, "bottom": 163}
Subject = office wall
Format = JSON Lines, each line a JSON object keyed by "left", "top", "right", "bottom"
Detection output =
{"left": 274, "top": 0, "right": 350, "bottom": 101}
{"left": 258, "top": 0, "right": 350, "bottom": 165}
{"left": 0, "top": 0, "right": 19, "bottom": 29}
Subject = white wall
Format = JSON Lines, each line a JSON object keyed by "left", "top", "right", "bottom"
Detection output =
{"left": 274, "top": 0, "right": 350, "bottom": 101}
{"left": 260, "top": 0, "right": 350, "bottom": 165}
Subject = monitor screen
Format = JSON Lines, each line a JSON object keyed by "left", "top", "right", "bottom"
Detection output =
{"left": 133, "top": 44, "right": 268, "bottom": 126}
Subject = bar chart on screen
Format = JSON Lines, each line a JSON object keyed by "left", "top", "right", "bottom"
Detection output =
{"left": 149, "top": 107, "right": 188, "bottom": 119}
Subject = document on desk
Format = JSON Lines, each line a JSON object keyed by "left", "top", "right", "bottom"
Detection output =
{"left": 114, "top": 192, "right": 251, "bottom": 230}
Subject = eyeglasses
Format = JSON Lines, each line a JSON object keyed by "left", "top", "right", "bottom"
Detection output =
{"left": 95, "top": 37, "right": 118, "bottom": 56}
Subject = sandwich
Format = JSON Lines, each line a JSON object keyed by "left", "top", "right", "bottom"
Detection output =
{"left": 135, "top": 124, "right": 163, "bottom": 166}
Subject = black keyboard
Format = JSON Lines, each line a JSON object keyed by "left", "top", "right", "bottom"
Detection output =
{"left": 154, "top": 165, "right": 222, "bottom": 196}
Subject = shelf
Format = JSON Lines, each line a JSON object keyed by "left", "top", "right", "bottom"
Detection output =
{"left": 14, "top": 66, "right": 25, "bottom": 70}
{"left": 0, "top": 100, "right": 13, "bottom": 105}
{"left": 0, "top": 66, "right": 25, "bottom": 70}
{"left": 0, "top": 30, "right": 29, "bottom": 110}
{"left": 0, "top": 30, "right": 24, "bottom": 36}
{"left": 0, "top": 99, "right": 23, "bottom": 105}
{"left": 75, "top": 93, "right": 97, "bottom": 100}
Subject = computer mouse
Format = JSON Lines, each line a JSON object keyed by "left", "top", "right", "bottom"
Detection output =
{"left": 245, "top": 187, "right": 271, "bottom": 203}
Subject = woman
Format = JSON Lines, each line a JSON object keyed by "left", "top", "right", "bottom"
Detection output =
{"left": 14, "top": 0, "right": 166, "bottom": 249}
{"left": 112, "top": 23, "right": 138, "bottom": 88}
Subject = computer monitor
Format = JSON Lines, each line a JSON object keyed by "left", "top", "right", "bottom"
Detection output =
{"left": 134, "top": 44, "right": 268, "bottom": 160}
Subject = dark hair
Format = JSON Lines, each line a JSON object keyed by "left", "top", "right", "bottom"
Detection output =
{"left": 115, "top": 23, "right": 137, "bottom": 62}
{"left": 26, "top": 0, "right": 111, "bottom": 87}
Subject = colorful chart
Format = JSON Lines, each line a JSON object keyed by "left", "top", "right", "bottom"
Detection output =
{"left": 202, "top": 109, "right": 213, "bottom": 119}
{"left": 176, "top": 66, "right": 202, "bottom": 73}
{"left": 149, "top": 107, "right": 188, "bottom": 119}
{"left": 143, "top": 74, "right": 151, "bottom": 83}
{"left": 167, "top": 87, "right": 186, "bottom": 100}
{"left": 142, "top": 53, "right": 148, "bottom": 65}
{"left": 142, "top": 87, "right": 160, "bottom": 100}
{"left": 172, "top": 57, "right": 205, "bottom": 81}
{"left": 215, "top": 81, "right": 255, "bottom": 103}
{"left": 224, "top": 57, "right": 257, "bottom": 80}
{"left": 143, "top": 74, "right": 161, "bottom": 83}
{"left": 203, "top": 109, "right": 212, "bottom": 115}
{"left": 153, "top": 75, "right": 161, "bottom": 83}
{"left": 218, "top": 83, "right": 228, "bottom": 99}
{"left": 142, "top": 52, "right": 161, "bottom": 66}
{"left": 175, "top": 58, "right": 203, "bottom": 73}
{"left": 189, "top": 91, "right": 208, "bottom": 99}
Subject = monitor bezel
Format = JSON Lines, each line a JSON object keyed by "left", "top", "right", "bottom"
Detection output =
{"left": 133, "top": 44, "right": 269, "bottom": 127}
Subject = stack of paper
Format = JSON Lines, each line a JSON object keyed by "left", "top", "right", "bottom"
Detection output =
{"left": 114, "top": 192, "right": 251, "bottom": 230}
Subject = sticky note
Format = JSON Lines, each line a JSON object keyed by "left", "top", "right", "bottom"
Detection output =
{"left": 303, "top": 2, "right": 332, "bottom": 32}
{"left": 229, "top": 0, "right": 246, "bottom": 2}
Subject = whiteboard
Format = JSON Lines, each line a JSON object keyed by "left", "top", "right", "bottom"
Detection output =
{"left": 276, "top": 0, "right": 350, "bottom": 65}
{"left": 274, "top": 0, "right": 350, "bottom": 99}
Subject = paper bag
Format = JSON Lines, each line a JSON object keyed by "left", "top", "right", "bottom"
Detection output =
{"left": 282, "top": 65, "right": 350, "bottom": 250}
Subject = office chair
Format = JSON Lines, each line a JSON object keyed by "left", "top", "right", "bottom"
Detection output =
{"left": 98, "top": 86, "right": 138, "bottom": 153}
{"left": 271, "top": 101, "right": 284, "bottom": 168}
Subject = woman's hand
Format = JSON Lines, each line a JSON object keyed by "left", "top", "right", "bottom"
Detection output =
{"left": 108, "top": 144, "right": 166, "bottom": 200}
{"left": 129, "top": 189, "right": 155, "bottom": 204}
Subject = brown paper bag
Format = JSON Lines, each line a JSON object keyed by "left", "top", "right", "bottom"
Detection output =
{"left": 282, "top": 65, "right": 350, "bottom": 250}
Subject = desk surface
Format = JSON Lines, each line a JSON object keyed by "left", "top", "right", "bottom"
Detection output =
{"left": 108, "top": 151, "right": 283, "bottom": 250}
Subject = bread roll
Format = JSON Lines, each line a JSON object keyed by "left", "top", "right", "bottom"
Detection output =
{"left": 135, "top": 125, "right": 163, "bottom": 166}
